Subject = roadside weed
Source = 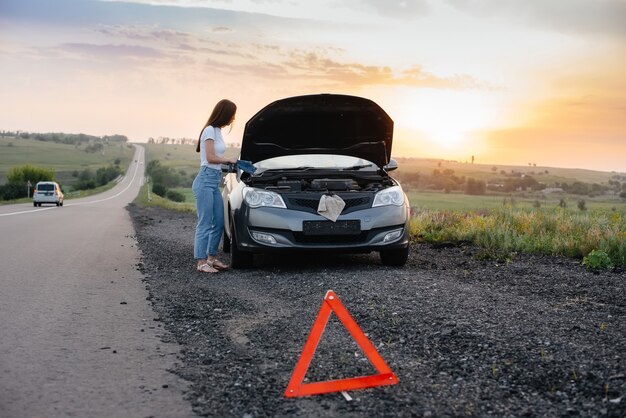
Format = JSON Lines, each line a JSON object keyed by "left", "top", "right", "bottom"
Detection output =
{"left": 582, "top": 250, "right": 614, "bottom": 271}
{"left": 410, "top": 207, "right": 625, "bottom": 268}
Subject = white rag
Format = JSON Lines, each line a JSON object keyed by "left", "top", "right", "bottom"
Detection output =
{"left": 317, "top": 194, "right": 345, "bottom": 222}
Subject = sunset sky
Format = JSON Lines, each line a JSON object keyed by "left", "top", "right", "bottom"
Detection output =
{"left": 1, "top": 0, "right": 624, "bottom": 172}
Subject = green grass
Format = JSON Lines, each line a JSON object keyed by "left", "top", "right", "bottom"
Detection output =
{"left": 0, "top": 136, "right": 134, "bottom": 186}
{"left": 135, "top": 184, "right": 196, "bottom": 212}
{"left": 143, "top": 143, "right": 239, "bottom": 185}
{"left": 409, "top": 207, "right": 626, "bottom": 267}
{"left": 170, "top": 187, "right": 195, "bottom": 203}
{"left": 395, "top": 157, "right": 620, "bottom": 185}
{"left": 407, "top": 190, "right": 625, "bottom": 212}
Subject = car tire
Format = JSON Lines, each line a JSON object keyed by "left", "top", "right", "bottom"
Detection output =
{"left": 60, "top": 201, "right": 63, "bottom": 207}
{"left": 33, "top": 202, "right": 37, "bottom": 207}
{"left": 230, "top": 221, "right": 253, "bottom": 269}
{"left": 380, "top": 247, "right": 409, "bottom": 266}
{"left": 56, "top": 202, "right": 60, "bottom": 206}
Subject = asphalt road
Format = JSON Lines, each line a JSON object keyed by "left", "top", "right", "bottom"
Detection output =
{"left": 0, "top": 145, "right": 194, "bottom": 418}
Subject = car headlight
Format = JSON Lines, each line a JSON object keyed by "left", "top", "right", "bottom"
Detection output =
{"left": 372, "top": 185, "right": 404, "bottom": 207}
{"left": 243, "top": 187, "right": 286, "bottom": 208}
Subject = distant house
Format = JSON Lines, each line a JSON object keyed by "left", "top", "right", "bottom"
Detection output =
{"left": 542, "top": 187, "right": 564, "bottom": 194}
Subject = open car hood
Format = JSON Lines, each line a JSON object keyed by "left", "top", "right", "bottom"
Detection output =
{"left": 240, "top": 94, "right": 394, "bottom": 168}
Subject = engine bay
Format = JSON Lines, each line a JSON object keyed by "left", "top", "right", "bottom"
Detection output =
{"left": 243, "top": 172, "right": 395, "bottom": 194}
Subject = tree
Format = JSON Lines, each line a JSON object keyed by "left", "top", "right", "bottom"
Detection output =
{"left": 6, "top": 164, "right": 55, "bottom": 184}
{"left": 465, "top": 178, "right": 486, "bottom": 195}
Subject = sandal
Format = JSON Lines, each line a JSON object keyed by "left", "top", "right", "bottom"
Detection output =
{"left": 196, "top": 263, "right": 218, "bottom": 273}
{"left": 208, "top": 259, "right": 229, "bottom": 271}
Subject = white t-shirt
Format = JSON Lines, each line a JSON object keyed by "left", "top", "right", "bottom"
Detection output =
{"left": 199, "top": 125, "right": 226, "bottom": 170}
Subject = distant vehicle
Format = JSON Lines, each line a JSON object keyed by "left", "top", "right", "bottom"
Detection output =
{"left": 33, "top": 181, "right": 64, "bottom": 207}
{"left": 222, "top": 94, "right": 410, "bottom": 268}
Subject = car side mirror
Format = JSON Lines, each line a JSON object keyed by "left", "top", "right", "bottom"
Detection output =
{"left": 384, "top": 159, "right": 398, "bottom": 172}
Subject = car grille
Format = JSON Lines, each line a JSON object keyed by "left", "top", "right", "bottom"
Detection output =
{"left": 286, "top": 194, "right": 372, "bottom": 214}
{"left": 292, "top": 231, "right": 370, "bottom": 244}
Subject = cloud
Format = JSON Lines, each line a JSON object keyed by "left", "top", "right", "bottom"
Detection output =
{"left": 282, "top": 50, "right": 489, "bottom": 89}
{"left": 446, "top": 0, "right": 626, "bottom": 37}
{"left": 60, "top": 43, "right": 165, "bottom": 61}
{"left": 341, "top": 0, "right": 430, "bottom": 19}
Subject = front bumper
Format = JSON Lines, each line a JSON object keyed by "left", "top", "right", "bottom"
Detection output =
{"left": 232, "top": 203, "right": 410, "bottom": 253}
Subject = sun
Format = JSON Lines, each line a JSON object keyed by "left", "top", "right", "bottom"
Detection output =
{"left": 396, "top": 89, "right": 497, "bottom": 149}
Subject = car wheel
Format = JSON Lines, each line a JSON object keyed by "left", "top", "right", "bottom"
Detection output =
{"left": 33, "top": 202, "right": 37, "bottom": 207}
{"left": 56, "top": 202, "right": 60, "bottom": 206}
{"left": 230, "top": 221, "right": 253, "bottom": 269}
{"left": 380, "top": 247, "right": 409, "bottom": 266}
{"left": 60, "top": 201, "right": 63, "bottom": 207}
{"left": 222, "top": 226, "right": 231, "bottom": 253}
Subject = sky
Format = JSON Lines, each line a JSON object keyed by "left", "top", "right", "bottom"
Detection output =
{"left": 0, "top": 0, "right": 625, "bottom": 172}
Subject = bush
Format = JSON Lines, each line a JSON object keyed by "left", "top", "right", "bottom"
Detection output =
{"left": 76, "top": 180, "right": 97, "bottom": 190}
{"left": 72, "top": 164, "right": 122, "bottom": 190}
{"left": 582, "top": 250, "right": 614, "bottom": 271}
{"left": 95, "top": 165, "right": 122, "bottom": 186}
{"left": 0, "top": 183, "right": 28, "bottom": 200}
{"left": 152, "top": 183, "right": 167, "bottom": 197}
{"left": 166, "top": 190, "right": 185, "bottom": 202}
{"left": 465, "top": 178, "right": 486, "bottom": 195}
{"left": 146, "top": 160, "right": 183, "bottom": 188}
{"left": 6, "top": 164, "right": 55, "bottom": 185}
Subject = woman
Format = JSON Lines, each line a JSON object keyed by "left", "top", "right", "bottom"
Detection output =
{"left": 193, "top": 99, "right": 238, "bottom": 273}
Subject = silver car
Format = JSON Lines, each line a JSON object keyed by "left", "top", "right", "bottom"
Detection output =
{"left": 222, "top": 94, "right": 410, "bottom": 268}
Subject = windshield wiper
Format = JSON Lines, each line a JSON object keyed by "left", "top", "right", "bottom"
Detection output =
{"left": 341, "top": 164, "right": 373, "bottom": 170}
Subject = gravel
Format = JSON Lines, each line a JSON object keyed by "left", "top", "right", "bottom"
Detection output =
{"left": 127, "top": 203, "right": 625, "bottom": 417}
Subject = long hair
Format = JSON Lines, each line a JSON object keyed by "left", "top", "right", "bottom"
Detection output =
{"left": 196, "top": 99, "right": 237, "bottom": 153}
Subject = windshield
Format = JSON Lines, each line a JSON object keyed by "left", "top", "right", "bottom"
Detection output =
{"left": 253, "top": 154, "right": 378, "bottom": 173}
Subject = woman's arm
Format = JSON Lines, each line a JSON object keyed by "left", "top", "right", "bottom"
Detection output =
{"left": 204, "top": 139, "right": 237, "bottom": 164}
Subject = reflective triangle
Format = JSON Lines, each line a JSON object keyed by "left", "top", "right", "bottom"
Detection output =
{"left": 284, "top": 290, "right": 398, "bottom": 397}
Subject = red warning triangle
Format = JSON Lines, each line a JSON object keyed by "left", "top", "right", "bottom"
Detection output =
{"left": 284, "top": 290, "right": 398, "bottom": 398}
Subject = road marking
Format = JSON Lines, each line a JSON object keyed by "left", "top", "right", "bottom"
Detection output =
{"left": 0, "top": 147, "right": 143, "bottom": 217}
{"left": 0, "top": 206, "right": 58, "bottom": 217}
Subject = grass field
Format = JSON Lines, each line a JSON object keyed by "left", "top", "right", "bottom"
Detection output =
{"left": 0, "top": 136, "right": 134, "bottom": 186}
{"left": 143, "top": 142, "right": 240, "bottom": 185}
{"left": 407, "top": 190, "right": 625, "bottom": 212}
{"left": 395, "top": 157, "right": 621, "bottom": 185}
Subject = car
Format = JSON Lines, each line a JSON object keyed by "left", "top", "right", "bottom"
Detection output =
{"left": 222, "top": 93, "right": 410, "bottom": 268}
{"left": 33, "top": 181, "right": 64, "bottom": 207}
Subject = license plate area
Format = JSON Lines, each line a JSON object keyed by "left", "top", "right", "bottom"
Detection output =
{"left": 302, "top": 220, "right": 361, "bottom": 236}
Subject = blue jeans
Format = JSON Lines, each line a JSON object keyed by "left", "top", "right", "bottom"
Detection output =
{"left": 192, "top": 166, "right": 224, "bottom": 259}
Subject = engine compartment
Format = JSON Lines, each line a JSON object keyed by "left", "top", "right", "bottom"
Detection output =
{"left": 244, "top": 172, "right": 395, "bottom": 194}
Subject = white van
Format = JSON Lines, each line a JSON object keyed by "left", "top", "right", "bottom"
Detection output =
{"left": 33, "top": 181, "right": 64, "bottom": 207}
